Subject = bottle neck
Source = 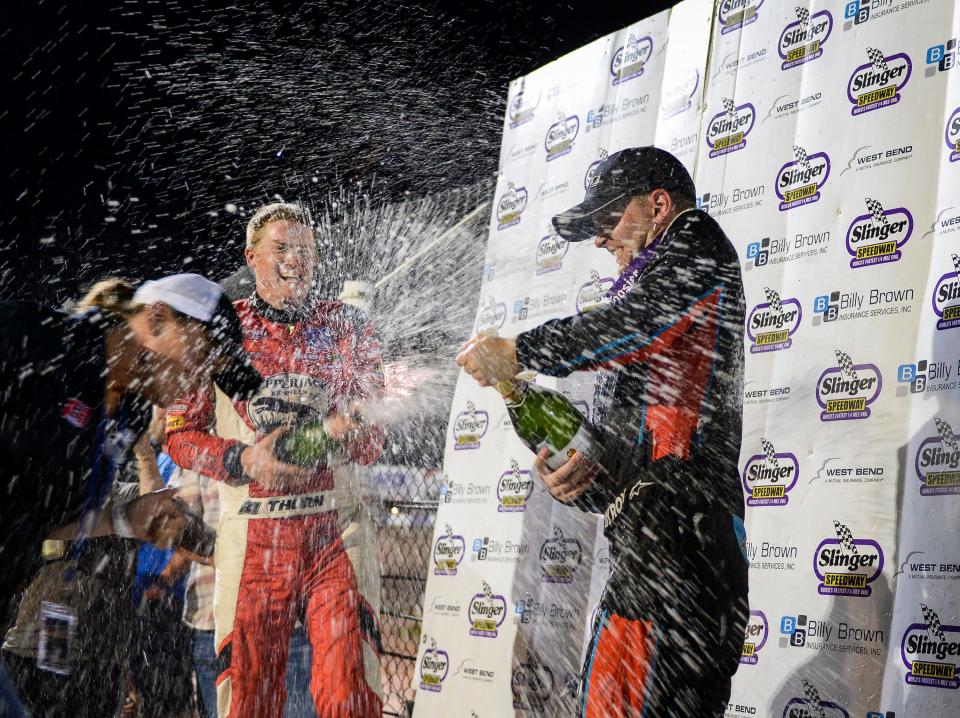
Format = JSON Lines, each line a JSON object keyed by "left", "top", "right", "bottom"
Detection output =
{"left": 496, "top": 379, "right": 528, "bottom": 407}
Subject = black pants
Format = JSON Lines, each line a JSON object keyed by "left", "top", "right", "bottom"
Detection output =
{"left": 128, "top": 595, "right": 194, "bottom": 718}
{"left": 2, "top": 651, "right": 124, "bottom": 718}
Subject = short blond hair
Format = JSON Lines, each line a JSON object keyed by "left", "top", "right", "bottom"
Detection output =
{"left": 245, "top": 202, "right": 313, "bottom": 248}
{"left": 77, "top": 278, "right": 143, "bottom": 319}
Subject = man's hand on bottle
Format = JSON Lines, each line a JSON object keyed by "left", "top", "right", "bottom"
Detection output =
{"left": 240, "top": 426, "right": 315, "bottom": 491}
{"left": 456, "top": 334, "right": 520, "bottom": 387}
{"left": 533, "top": 448, "right": 600, "bottom": 502}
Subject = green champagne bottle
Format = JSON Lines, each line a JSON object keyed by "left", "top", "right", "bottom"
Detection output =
{"left": 273, "top": 420, "right": 340, "bottom": 467}
{"left": 495, "top": 379, "right": 600, "bottom": 470}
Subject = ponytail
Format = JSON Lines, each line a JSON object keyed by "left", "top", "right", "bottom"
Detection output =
{"left": 76, "top": 278, "right": 143, "bottom": 320}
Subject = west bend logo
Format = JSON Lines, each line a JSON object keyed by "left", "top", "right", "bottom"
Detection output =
{"left": 536, "top": 228, "right": 569, "bottom": 275}
{"left": 476, "top": 297, "right": 507, "bottom": 334}
{"left": 453, "top": 400, "right": 489, "bottom": 450}
{"left": 779, "top": 7, "right": 832, "bottom": 70}
{"left": 776, "top": 145, "right": 829, "bottom": 211}
{"left": 816, "top": 350, "right": 881, "bottom": 421}
{"left": 610, "top": 33, "right": 653, "bottom": 84}
{"left": 741, "top": 438, "right": 799, "bottom": 507}
{"left": 496, "top": 182, "right": 527, "bottom": 230}
{"left": 782, "top": 679, "right": 849, "bottom": 718}
{"left": 511, "top": 653, "right": 555, "bottom": 711}
{"left": 468, "top": 580, "right": 507, "bottom": 638}
{"left": 433, "top": 525, "right": 466, "bottom": 576}
{"left": 845, "top": 198, "right": 913, "bottom": 268}
{"left": 707, "top": 99, "right": 755, "bottom": 158}
{"left": 576, "top": 270, "right": 614, "bottom": 313}
{"left": 914, "top": 417, "right": 960, "bottom": 497}
{"left": 747, "top": 287, "right": 801, "bottom": 353}
{"left": 718, "top": 0, "right": 764, "bottom": 34}
{"left": 539, "top": 525, "right": 583, "bottom": 584}
{"left": 933, "top": 254, "right": 960, "bottom": 330}
{"left": 901, "top": 603, "right": 960, "bottom": 689}
{"left": 742, "top": 610, "right": 769, "bottom": 665}
{"left": 847, "top": 47, "right": 911, "bottom": 116}
{"left": 813, "top": 520, "right": 884, "bottom": 598}
{"left": 545, "top": 112, "right": 579, "bottom": 161}
{"left": 508, "top": 85, "right": 538, "bottom": 129}
{"left": 497, "top": 459, "right": 534, "bottom": 513}
{"left": 419, "top": 638, "right": 449, "bottom": 692}
{"left": 946, "top": 107, "right": 960, "bottom": 163}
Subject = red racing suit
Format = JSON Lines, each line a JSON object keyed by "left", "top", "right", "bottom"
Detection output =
{"left": 166, "top": 294, "right": 384, "bottom": 718}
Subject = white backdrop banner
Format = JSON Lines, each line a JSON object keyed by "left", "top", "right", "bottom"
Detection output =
{"left": 415, "top": 1, "right": 960, "bottom": 717}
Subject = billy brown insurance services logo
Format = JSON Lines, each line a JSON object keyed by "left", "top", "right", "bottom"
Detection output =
{"left": 781, "top": 679, "right": 849, "bottom": 718}
{"left": 452, "top": 400, "right": 489, "bottom": 450}
{"left": 433, "top": 525, "right": 466, "bottom": 576}
{"left": 776, "top": 145, "right": 829, "bottom": 211}
{"left": 545, "top": 112, "right": 579, "bottom": 161}
{"left": 932, "top": 254, "right": 960, "bottom": 330}
{"left": 741, "top": 610, "right": 769, "bottom": 665}
{"left": 813, "top": 520, "right": 884, "bottom": 598}
{"left": 706, "top": 98, "right": 755, "bottom": 158}
{"left": 418, "top": 637, "right": 449, "bottom": 693}
{"left": 816, "top": 350, "right": 881, "bottom": 421}
{"left": 717, "top": 0, "right": 763, "bottom": 34}
{"left": 468, "top": 580, "right": 507, "bottom": 638}
{"left": 496, "top": 182, "right": 527, "bottom": 230}
{"left": 847, "top": 47, "right": 911, "bottom": 116}
{"left": 779, "top": 7, "right": 832, "bottom": 70}
{"left": 741, "top": 438, "right": 799, "bottom": 507}
{"left": 498, "top": 459, "right": 534, "bottom": 513}
{"left": 914, "top": 417, "right": 960, "bottom": 496}
{"left": 747, "top": 287, "right": 801, "bottom": 353}
{"left": 901, "top": 603, "right": 960, "bottom": 689}
{"left": 610, "top": 33, "right": 653, "bottom": 85}
{"left": 539, "top": 525, "right": 583, "bottom": 584}
{"left": 845, "top": 197, "right": 913, "bottom": 269}
{"left": 946, "top": 107, "right": 960, "bottom": 162}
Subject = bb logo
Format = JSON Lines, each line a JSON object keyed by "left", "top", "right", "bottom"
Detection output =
{"left": 545, "top": 112, "right": 579, "bottom": 161}
{"left": 914, "top": 417, "right": 960, "bottom": 496}
{"left": 475, "top": 297, "right": 507, "bottom": 334}
{"left": 717, "top": 0, "right": 764, "bottom": 35}
{"left": 539, "top": 525, "right": 583, "bottom": 584}
{"left": 419, "top": 639, "right": 449, "bottom": 692}
{"left": 452, "top": 401, "right": 489, "bottom": 451}
{"left": 932, "top": 254, "right": 960, "bottom": 330}
{"left": 536, "top": 230, "right": 569, "bottom": 275}
{"left": 496, "top": 183, "right": 528, "bottom": 230}
{"left": 433, "top": 525, "right": 466, "bottom": 576}
{"left": 781, "top": 679, "right": 849, "bottom": 718}
{"left": 845, "top": 198, "right": 913, "bottom": 268}
{"left": 816, "top": 350, "right": 881, "bottom": 422}
{"left": 946, "top": 107, "right": 960, "bottom": 162}
{"left": 508, "top": 86, "right": 538, "bottom": 129}
{"left": 900, "top": 603, "right": 960, "bottom": 689}
{"left": 741, "top": 438, "right": 799, "bottom": 507}
{"left": 847, "top": 47, "right": 911, "bottom": 116}
{"left": 776, "top": 146, "right": 829, "bottom": 211}
{"left": 779, "top": 8, "right": 832, "bottom": 70}
{"left": 925, "top": 37, "right": 959, "bottom": 76}
{"left": 742, "top": 610, "right": 768, "bottom": 665}
{"left": 813, "top": 520, "right": 884, "bottom": 597}
{"left": 575, "top": 270, "right": 614, "bottom": 313}
{"left": 746, "top": 287, "right": 801, "bottom": 353}
{"left": 468, "top": 581, "right": 507, "bottom": 638}
{"left": 745, "top": 237, "right": 771, "bottom": 267}
{"left": 610, "top": 33, "right": 653, "bottom": 84}
{"left": 660, "top": 68, "right": 699, "bottom": 119}
{"left": 497, "top": 459, "right": 534, "bottom": 513}
{"left": 706, "top": 99, "right": 756, "bottom": 158}
{"left": 512, "top": 654, "right": 555, "bottom": 711}
{"left": 780, "top": 614, "right": 808, "bottom": 648}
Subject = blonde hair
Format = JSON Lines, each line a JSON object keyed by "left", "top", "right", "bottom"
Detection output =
{"left": 245, "top": 202, "right": 313, "bottom": 248}
{"left": 76, "top": 278, "right": 143, "bottom": 319}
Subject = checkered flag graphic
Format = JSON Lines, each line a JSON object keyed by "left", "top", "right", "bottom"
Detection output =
{"left": 835, "top": 349, "right": 859, "bottom": 381}
{"left": 465, "top": 400, "right": 475, "bottom": 414}
{"left": 795, "top": 6, "right": 810, "bottom": 25}
{"left": 554, "top": 525, "right": 565, "bottom": 542}
{"left": 481, "top": 580, "right": 493, "bottom": 598}
{"left": 952, "top": 253, "right": 960, "bottom": 277}
{"left": 833, "top": 520, "right": 859, "bottom": 557}
{"left": 722, "top": 97, "right": 738, "bottom": 120}
{"left": 921, "top": 603, "right": 946, "bottom": 641}
{"left": 934, "top": 417, "right": 959, "bottom": 451}
{"left": 764, "top": 287, "right": 783, "bottom": 313}
{"left": 865, "top": 197, "right": 888, "bottom": 225}
{"left": 598, "top": 148, "right": 608, "bottom": 161}
{"left": 511, "top": 458, "right": 521, "bottom": 480}
{"left": 444, "top": 523, "right": 453, "bottom": 538}
{"left": 801, "top": 680, "right": 827, "bottom": 718}
{"left": 866, "top": 46, "right": 889, "bottom": 72}
{"left": 793, "top": 145, "right": 811, "bottom": 171}
{"left": 557, "top": 110, "right": 567, "bottom": 122}
{"left": 761, "top": 437, "right": 779, "bottom": 468}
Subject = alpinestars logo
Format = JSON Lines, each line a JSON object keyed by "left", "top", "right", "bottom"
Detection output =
{"left": 816, "top": 350, "right": 881, "bottom": 421}
{"left": 508, "top": 85, "right": 538, "bottom": 129}
{"left": 779, "top": 8, "right": 832, "bottom": 70}
{"left": 433, "top": 524, "right": 466, "bottom": 575}
{"left": 496, "top": 182, "right": 527, "bottom": 230}
{"left": 847, "top": 47, "right": 911, "bottom": 116}
{"left": 575, "top": 270, "right": 614, "bottom": 313}
{"left": 706, "top": 98, "right": 756, "bottom": 158}
{"left": 901, "top": 603, "right": 960, "bottom": 689}
{"left": 419, "top": 637, "right": 449, "bottom": 692}
{"left": 782, "top": 679, "right": 849, "bottom": 718}
{"left": 512, "top": 653, "right": 555, "bottom": 711}
{"left": 468, "top": 580, "right": 507, "bottom": 638}
{"left": 914, "top": 417, "right": 960, "bottom": 496}
{"left": 813, "top": 520, "right": 884, "bottom": 597}
{"left": 933, "top": 254, "right": 960, "bottom": 330}
{"left": 453, "top": 400, "right": 489, "bottom": 450}
{"left": 946, "top": 108, "right": 960, "bottom": 162}
{"left": 497, "top": 459, "right": 534, "bottom": 513}
{"left": 776, "top": 145, "right": 829, "bottom": 211}
{"left": 717, "top": 0, "right": 764, "bottom": 35}
{"left": 845, "top": 197, "right": 913, "bottom": 268}
{"left": 545, "top": 112, "right": 579, "bottom": 161}
{"left": 742, "top": 610, "right": 768, "bottom": 664}
{"left": 539, "top": 525, "right": 583, "bottom": 584}
{"left": 741, "top": 437, "right": 799, "bottom": 507}
{"left": 536, "top": 227, "right": 569, "bottom": 276}
{"left": 747, "top": 287, "right": 801, "bottom": 353}
{"left": 610, "top": 33, "right": 653, "bottom": 84}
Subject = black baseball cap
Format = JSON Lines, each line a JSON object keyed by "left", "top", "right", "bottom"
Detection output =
{"left": 553, "top": 146, "right": 697, "bottom": 242}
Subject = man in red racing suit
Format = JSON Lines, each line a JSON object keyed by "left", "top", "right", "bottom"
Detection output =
{"left": 166, "top": 203, "right": 385, "bottom": 718}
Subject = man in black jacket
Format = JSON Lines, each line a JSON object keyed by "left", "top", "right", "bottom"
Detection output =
{"left": 458, "top": 147, "right": 748, "bottom": 717}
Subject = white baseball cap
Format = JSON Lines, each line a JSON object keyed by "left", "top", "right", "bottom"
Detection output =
{"left": 133, "top": 273, "right": 223, "bottom": 322}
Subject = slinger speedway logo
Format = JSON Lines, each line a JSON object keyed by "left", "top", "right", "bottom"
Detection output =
{"left": 660, "top": 68, "right": 699, "bottom": 119}
{"left": 468, "top": 580, "right": 507, "bottom": 638}
{"left": 452, "top": 400, "right": 489, "bottom": 450}
{"left": 776, "top": 145, "right": 829, "bottom": 211}
{"left": 747, "top": 287, "right": 801, "bottom": 353}
{"left": 945, "top": 107, "right": 960, "bottom": 162}
{"left": 741, "top": 438, "right": 799, "bottom": 507}
{"left": 845, "top": 197, "right": 913, "bottom": 268}
{"left": 475, "top": 296, "right": 507, "bottom": 334}
{"left": 539, "top": 525, "right": 583, "bottom": 584}
{"left": 742, "top": 610, "right": 769, "bottom": 665}
{"left": 433, "top": 524, "right": 466, "bottom": 576}
{"left": 536, "top": 227, "right": 569, "bottom": 275}
{"left": 419, "top": 638, "right": 450, "bottom": 692}
{"left": 706, "top": 98, "right": 755, "bottom": 158}
{"left": 933, "top": 254, "right": 960, "bottom": 330}
{"left": 496, "top": 182, "right": 527, "bottom": 230}
{"left": 508, "top": 85, "right": 538, "bottom": 129}
{"left": 813, "top": 520, "right": 884, "bottom": 597}
{"left": 512, "top": 653, "right": 555, "bottom": 711}
{"left": 717, "top": 0, "right": 764, "bottom": 34}
{"left": 575, "top": 270, "right": 614, "bottom": 313}
{"left": 901, "top": 603, "right": 960, "bottom": 689}
{"left": 781, "top": 679, "right": 849, "bottom": 718}
{"left": 610, "top": 33, "right": 653, "bottom": 84}
{"left": 816, "top": 350, "right": 881, "bottom": 421}
{"left": 545, "top": 112, "right": 579, "bottom": 161}
{"left": 847, "top": 46, "right": 911, "bottom": 116}
{"left": 779, "top": 7, "right": 833, "bottom": 70}
{"left": 914, "top": 417, "right": 960, "bottom": 496}
{"left": 498, "top": 459, "right": 534, "bottom": 513}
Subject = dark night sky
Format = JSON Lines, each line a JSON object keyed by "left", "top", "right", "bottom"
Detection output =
{"left": 0, "top": 0, "right": 674, "bottom": 303}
